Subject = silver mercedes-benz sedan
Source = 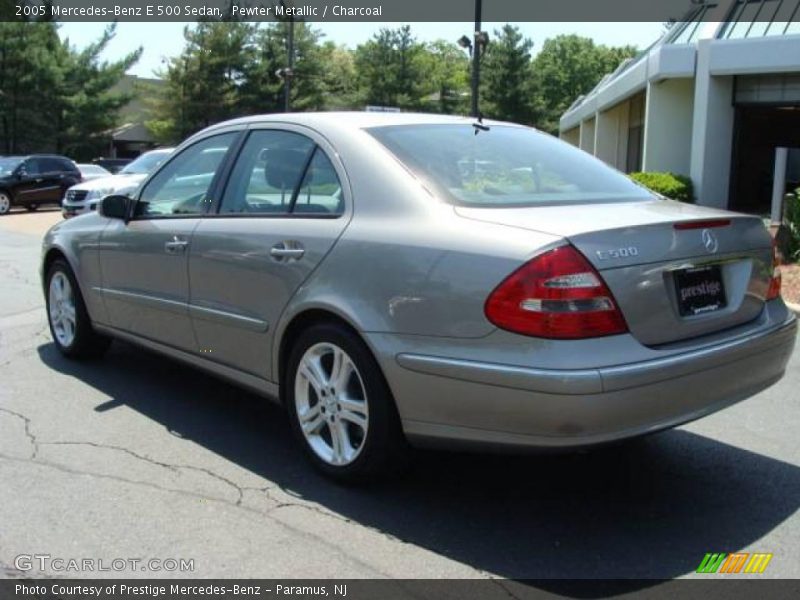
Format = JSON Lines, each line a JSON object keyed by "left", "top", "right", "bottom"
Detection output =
{"left": 41, "top": 112, "right": 797, "bottom": 482}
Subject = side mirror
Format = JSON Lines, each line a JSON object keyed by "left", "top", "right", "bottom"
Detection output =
{"left": 99, "top": 194, "right": 130, "bottom": 220}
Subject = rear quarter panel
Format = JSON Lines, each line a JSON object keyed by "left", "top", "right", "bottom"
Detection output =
{"left": 272, "top": 125, "right": 562, "bottom": 371}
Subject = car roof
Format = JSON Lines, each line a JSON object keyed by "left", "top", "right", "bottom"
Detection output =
{"left": 201, "top": 111, "right": 523, "bottom": 135}
{"left": 142, "top": 147, "right": 174, "bottom": 155}
{"left": 20, "top": 154, "right": 73, "bottom": 159}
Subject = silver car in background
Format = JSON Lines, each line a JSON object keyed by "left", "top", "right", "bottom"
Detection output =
{"left": 41, "top": 113, "right": 797, "bottom": 482}
{"left": 62, "top": 148, "right": 173, "bottom": 218}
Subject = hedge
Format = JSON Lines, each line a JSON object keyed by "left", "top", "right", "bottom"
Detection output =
{"left": 785, "top": 189, "right": 800, "bottom": 261}
{"left": 629, "top": 172, "right": 694, "bottom": 203}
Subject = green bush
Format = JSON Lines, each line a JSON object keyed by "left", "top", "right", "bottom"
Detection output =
{"left": 785, "top": 190, "right": 800, "bottom": 262}
{"left": 629, "top": 172, "right": 694, "bottom": 203}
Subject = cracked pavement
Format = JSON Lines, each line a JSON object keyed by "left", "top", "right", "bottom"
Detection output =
{"left": 1, "top": 210, "right": 799, "bottom": 583}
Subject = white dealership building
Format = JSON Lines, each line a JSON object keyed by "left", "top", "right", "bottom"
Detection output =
{"left": 559, "top": 0, "right": 800, "bottom": 217}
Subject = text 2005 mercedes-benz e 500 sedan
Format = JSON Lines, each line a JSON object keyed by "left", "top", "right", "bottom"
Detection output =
{"left": 41, "top": 113, "right": 797, "bottom": 482}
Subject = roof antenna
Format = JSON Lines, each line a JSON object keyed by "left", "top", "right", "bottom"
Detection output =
{"left": 473, "top": 112, "right": 490, "bottom": 135}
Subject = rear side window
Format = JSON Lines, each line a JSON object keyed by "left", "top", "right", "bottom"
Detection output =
{"left": 367, "top": 124, "right": 652, "bottom": 207}
{"left": 294, "top": 150, "right": 344, "bottom": 215}
{"left": 219, "top": 130, "right": 343, "bottom": 216}
{"left": 220, "top": 130, "right": 313, "bottom": 215}
{"left": 58, "top": 158, "right": 78, "bottom": 173}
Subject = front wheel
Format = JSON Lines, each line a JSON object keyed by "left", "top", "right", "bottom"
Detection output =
{"left": 286, "top": 323, "right": 409, "bottom": 483}
{"left": 46, "top": 259, "right": 110, "bottom": 359}
{"left": 0, "top": 192, "right": 11, "bottom": 215}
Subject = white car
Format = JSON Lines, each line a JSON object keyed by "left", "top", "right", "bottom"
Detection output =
{"left": 76, "top": 163, "right": 112, "bottom": 182}
{"left": 62, "top": 148, "right": 173, "bottom": 218}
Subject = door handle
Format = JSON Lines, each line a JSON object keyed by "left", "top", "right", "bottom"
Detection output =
{"left": 35, "top": 178, "right": 43, "bottom": 183}
{"left": 270, "top": 241, "right": 304, "bottom": 261}
{"left": 164, "top": 237, "right": 189, "bottom": 254}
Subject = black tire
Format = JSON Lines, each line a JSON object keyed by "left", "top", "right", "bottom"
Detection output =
{"left": 285, "top": 322, "right": 409, "bottom": 483}
{"left": 26, "top": 203, "right": 38, "bottom": 212}
{"left": 45, "top": 259, "right": 111, "bottom": 359}
{"left": 0, "top": 191, "right": 11, "bottom": 215}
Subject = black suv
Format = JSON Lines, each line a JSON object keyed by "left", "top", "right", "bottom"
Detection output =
{"left": 0, "top": 155, "right": 82, "bottom": 215}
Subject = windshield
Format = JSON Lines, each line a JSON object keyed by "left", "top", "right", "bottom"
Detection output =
{"left": 367, "top": 124, "right": 652, "bottom": 207}
{"left": 0, "top": 158, "right": 22, "bottom": 176}
{"left": 79, "top": 164, "right": 109, "bottom": 175}
{"left": 120, "top": 150, "right": 171, "bottom": 175}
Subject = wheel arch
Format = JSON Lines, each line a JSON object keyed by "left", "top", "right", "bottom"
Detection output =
{"left": 42, "top": 246, "right": 78, "bottom": 293}
{"left": 275, "top": 306, "right": 378, "bottom": 406}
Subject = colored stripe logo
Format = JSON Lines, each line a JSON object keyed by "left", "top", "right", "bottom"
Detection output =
{"left": 696, "top": 552, "right": 773, "bottom": 574}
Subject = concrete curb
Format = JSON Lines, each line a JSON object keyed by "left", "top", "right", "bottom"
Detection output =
{"left": 787, "top": 301, "right": 800, "bottom": 317}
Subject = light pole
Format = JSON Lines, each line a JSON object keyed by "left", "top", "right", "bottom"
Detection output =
{"left": 470, "top": 0, "right": 482, "bottom": 118}
{"left": 286, "top": 16, "right": 294, "bottom": 112}
{"left": 458, "top": 0, "right": 488, "bottom": 117}
{"left": 275, "top": 0, "right": 296, "bottom": 113}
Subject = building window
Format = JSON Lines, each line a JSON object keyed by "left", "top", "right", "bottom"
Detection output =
{"left": 720, "top": 0, "right": 800, "bottom": 39}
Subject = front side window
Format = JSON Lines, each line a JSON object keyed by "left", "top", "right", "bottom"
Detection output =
{"left": 367, "top": 124, "right": 653, "bottom": 207}
{"left": 136, "top": 133, "right": 235, "bottom": 217}
{"left": 0, "top": 158, "right": 22, "bottom": 176}
{"left": 219, "top": 130, "right": 314, "bottom": 215}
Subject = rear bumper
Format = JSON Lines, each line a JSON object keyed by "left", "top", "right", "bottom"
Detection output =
{"left": 381, "top": 311, "right": 796, "bottom": 450}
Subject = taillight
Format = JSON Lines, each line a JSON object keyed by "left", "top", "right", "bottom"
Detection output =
{"left": 485, "top": 245, "right": 628, "bottom": 339}
{"left": 767, "top": 240, "right": 782, "bottom": 301}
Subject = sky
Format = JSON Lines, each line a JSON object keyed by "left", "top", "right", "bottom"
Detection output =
{"left": 57, "top": 21, "right": 666, "bottom": 79}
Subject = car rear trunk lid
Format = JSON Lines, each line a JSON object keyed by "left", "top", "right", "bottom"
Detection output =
{"left": 456, "top": 199, "right": 774, "bottom": 345}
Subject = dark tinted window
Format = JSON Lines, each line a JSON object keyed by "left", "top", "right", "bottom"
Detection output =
{"left": 24, "top": 158, "right": 43, "bottom": 175}
{"left": 220, "top": 130, "right": 314, "bottom": 215}
{"left": 58, "top": 158, "right": 78, "bottom": 172}
{"left": 136, "top": 133, "right": 235, "bottom": 217}
{"left": 40, "top": 157, "right": 72, "bottom": 172}
{"left": 367, "top": 124, "right": 652, "bottom": 207}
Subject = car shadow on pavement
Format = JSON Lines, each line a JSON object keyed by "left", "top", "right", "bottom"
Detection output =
{"left": 39, "top": 340, "right": 800, "bottom": 590}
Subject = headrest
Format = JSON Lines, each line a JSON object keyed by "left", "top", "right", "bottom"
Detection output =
{"left": 262, "top": 149, "right": 308, "bottom": 189}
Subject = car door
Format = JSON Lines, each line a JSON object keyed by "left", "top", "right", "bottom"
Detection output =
{"left": 188, "top": 127, "right": 350, "bottom": 380}
{"left": 13, "top": 158, "right": 47, "bottom": 204}
{"left": 98, "top": 131, "right": 239, "bottom": 352}
{"left": 36, "top": 157, "right": 69, "bottom": 204}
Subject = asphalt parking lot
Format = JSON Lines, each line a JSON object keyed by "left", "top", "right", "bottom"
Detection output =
{"left": 1, "top": 210, "right": 799, "bottom": 583}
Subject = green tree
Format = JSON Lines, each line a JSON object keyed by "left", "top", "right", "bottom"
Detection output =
{"left": 0, "top": 21, "right": 139, "bottom": 158}
{"left": 0, "top": 22, "right": 63, "bottom": 153}
{"left": 318, "top": 41, "right": 359, "bottom": 109}
{"left": 419, "top": 40, "right": 469, "bottom": 114}
{"left": 354, "top": 25, "right": 426, "bottom": 109}
{"left": 532, "top": 34, "right": 638, "bottom": 133}
{"left": 57, "top": 24, "right": 142, "bottom": 159}
{"left": 148, "top": 21, "right": 255, "bottom": 143}
{"left": 241, "top": 21, "right": 327, "bottom": 114}
{"left": 480, "top": 25, "right": 540, "bottom": 124}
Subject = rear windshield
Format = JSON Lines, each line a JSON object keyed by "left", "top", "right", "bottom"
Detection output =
{"left": 367, "top": 124, "right": 652, "bottom": 207}
{"left": 121, "top": 150, "right": 171, "bottom": 175}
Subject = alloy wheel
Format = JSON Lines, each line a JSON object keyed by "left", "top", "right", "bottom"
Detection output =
{"left": 48, "top": 271, "right": 77, "bottom": 347}
{"left": 294, "top": 342, "right": 369, "bottom": 466}
{"left": 0, "top": 193, "right": 10, "bottom": 215}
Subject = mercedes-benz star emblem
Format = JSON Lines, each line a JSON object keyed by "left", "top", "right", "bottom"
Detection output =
{"left": 701, "top": 229, "right": 719, "bottom": 254}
